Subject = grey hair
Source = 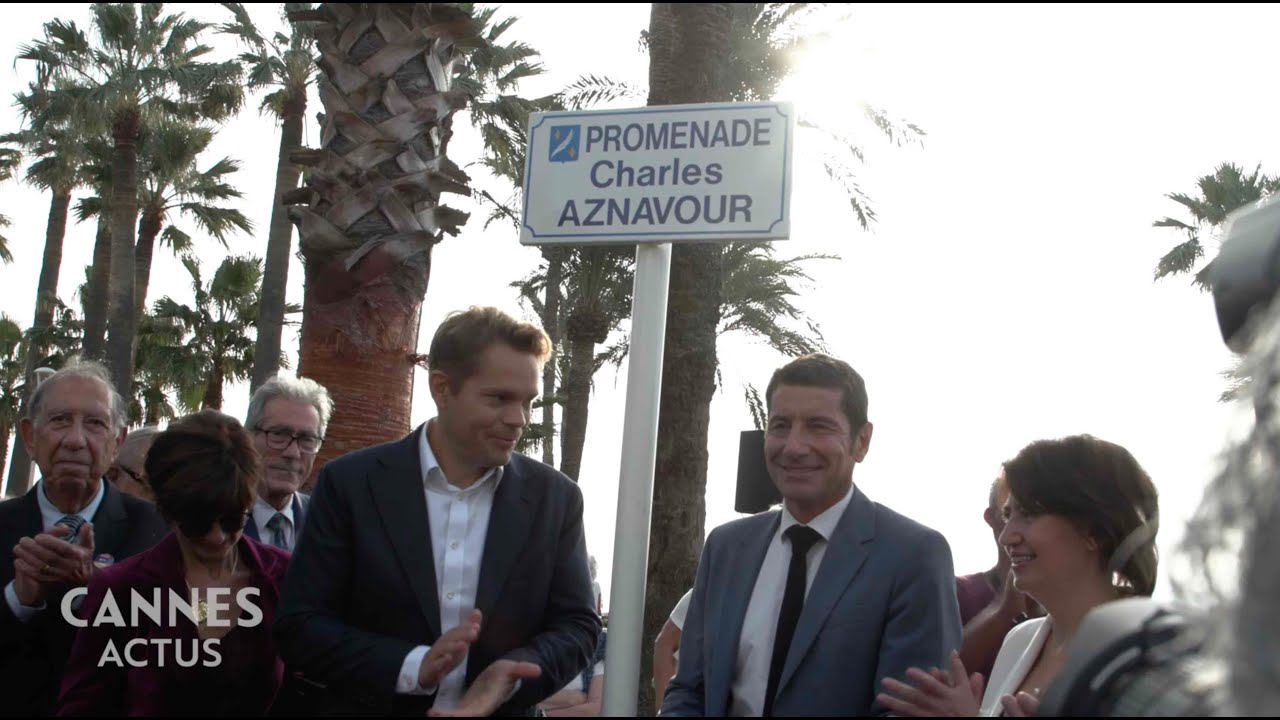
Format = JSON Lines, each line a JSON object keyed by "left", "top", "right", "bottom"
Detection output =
{"left": 28, "top": 359, "right": 127, "bottom": 431}
{"left": 246, "top": 374, "right": 334, "bottom": 437}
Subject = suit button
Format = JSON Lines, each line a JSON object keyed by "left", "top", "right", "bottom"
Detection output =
{"left": 447, "top": 593, "right": 455, "bottom": 600}
{"left": 451, "top": 541, "right": 460, "bottom": 550}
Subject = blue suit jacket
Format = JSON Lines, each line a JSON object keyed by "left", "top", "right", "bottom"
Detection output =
{"left": 662, "top": 485, "right": 963, "bottom": 717}
{"left": 243, "top": 492, "right": 310, "bottom": 548}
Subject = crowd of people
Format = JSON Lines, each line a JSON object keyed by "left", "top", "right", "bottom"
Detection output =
{"left": 1, "top": 305, "right": 1168, "bottom": 717}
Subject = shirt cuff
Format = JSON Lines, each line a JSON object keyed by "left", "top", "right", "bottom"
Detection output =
{"left": 5, "top": 580, "right": 46, "bottom": 622}
{"left": 397, "top": 645, "right": 437, "bottom": 695}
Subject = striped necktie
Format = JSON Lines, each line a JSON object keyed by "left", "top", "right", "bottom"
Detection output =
{"left": 56, "top": 514, "right": 87, "bottom": 543}
{"left": 266, "top": 512, "right": 290, "bottom": 551}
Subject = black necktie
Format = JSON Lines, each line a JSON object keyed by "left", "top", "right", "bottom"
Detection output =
{"left": 764, "top": 524, "right": 823, "bottom": 717}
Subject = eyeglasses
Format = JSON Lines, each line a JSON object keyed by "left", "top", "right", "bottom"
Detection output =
{"left": 254, "top": 426, "right": 323, "bottom": 454}
{"left": 179, "top": 511, "right": 251, "bottom": 538}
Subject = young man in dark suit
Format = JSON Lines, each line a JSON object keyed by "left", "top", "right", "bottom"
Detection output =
{"left": 0, "top": 361, "right": 167, "bottom": 715}
{"left": 276, "top": 306, "right": 600, "bottom": 717}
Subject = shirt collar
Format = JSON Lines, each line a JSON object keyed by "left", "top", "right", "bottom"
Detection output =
{"left": 779, "top": 484, "right": 855, "bottom": 543}
{"left": 253, "top": 494, "right": 294, "bottom": 529}
{"left": 418, "top": 420, "right": 504, "bottom": 493}
{"left": 37, "top": 477, "right": 106, "bottom": 530}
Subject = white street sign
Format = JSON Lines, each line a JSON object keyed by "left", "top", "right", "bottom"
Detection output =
{"left": 521, "top": 101, "right": 795, "bottom": 246}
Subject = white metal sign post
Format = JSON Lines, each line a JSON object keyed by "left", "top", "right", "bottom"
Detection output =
{"left": 520, "top": 101, "right": 794, "bottom": 716}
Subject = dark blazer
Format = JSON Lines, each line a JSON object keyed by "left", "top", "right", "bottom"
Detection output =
{"left": 662, "top": 485, "right": 964, "bottom": 717}
{"left": 55, "top": 533, "right": 291, "bottom": 716}
{"left": 0, "top": 481, "right": 168, "bottom": 717}
{"left": 273, "top": 426, "right": 601, "bottom": 716}
{"left": 243, "top": 492, "right": 310, "bottom": 548}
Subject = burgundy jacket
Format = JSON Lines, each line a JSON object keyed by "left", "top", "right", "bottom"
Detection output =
{"left": 57, "top": 533, "right": 290, "bottom": 717}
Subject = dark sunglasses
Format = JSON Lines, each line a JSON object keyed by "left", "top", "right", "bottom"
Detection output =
{"left": 178, "top": 511, "right": 251, "bottom": 538}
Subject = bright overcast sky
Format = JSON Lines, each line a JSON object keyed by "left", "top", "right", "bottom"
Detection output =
{"left": 2, "top": 3, "right": 1277, "bottom": 607}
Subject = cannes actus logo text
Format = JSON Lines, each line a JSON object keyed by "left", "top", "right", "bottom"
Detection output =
{"left": 61, "top": 587, "right": 263, "bottom": 668}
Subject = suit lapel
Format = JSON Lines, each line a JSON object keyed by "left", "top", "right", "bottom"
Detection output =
{"left": 370, "top": 427, "right": 442, "bottom": 637}
{"left": 91, "top": 481, "right": 131, "bottom": 555}
{"left": 777, "top": 486, "right": 875, "bottom": 694}
{"left": 10, "top": 488, "right": 42, "bottom": 539}
{"left": 293, "top": 493, "right": 307, "bottom": 533}
{"left": 711, "top": 512, "right": 779, "bottom": 715}
{"left": 243, "top": 513, "right": 261, "bottom": 542}
{"left": 474, "top": 460, "right": 537, "bottom": 619}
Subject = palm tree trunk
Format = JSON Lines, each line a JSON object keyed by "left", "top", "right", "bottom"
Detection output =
{"left": 145, "top": 395, "right": 161, "bottom": 426}
{"left": 291, "top": 3, "right": 482, "bottom": 489}
{"left": 638, "top": 4, "right": 734, "bottom": 715}
{"left": 133, "top": 209, "right": 163, "bottom": 322}
{"left": 82, "top": 218, "right": 112, "bottom": 359}
{"left": 558, "top": 334, "right": 594, "bottom": 482}
{"left": 250, "top": 91, "right": 306, "bottom": 393}
{"left": 104, "top": 108, "right": 141, "bottom": 399}
{"left": 202, "top": 363, "right": 225, "bottom": 410}
{"left": 541, "top": 249, "right": 564, "bottom": 465}
{"left": 297, "top": 258, "right": 421, "bottom": 491}
{"left": 4, "top": 188, "right": 71, "bottom": 498}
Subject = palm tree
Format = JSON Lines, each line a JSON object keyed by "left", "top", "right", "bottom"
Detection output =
{"left": 0, "top": 316, "right": 26, "bottom": 486}
{"left": 128, "top": 311, "right": 182, "bottom": 426}
{"left": 20, "top": 3, "right": 245, "bottom": 398}
{"left": 558, "top": 246, "right": 635, "bottom": 482}
{"left": 718, "top": 241, "right": 834, "bottom": 355}
{"left": 75, "top": 137, "right": 118, "bottom": 358}
{"left": 219, "top": 2, "right": 319, "bottom": 393}
{"left": 0, "top": 81, "right": 94, "bottom": 497}
{"left": 151, "top": 254, "right": 266, "bottom": 411}
{"left": 1153, "top": 162, "right": 1280, "bottom": 290}
{"left": 285, "top": 3, "right": 511, "bottom": 476}
{"left": 637, "top": 6, "right": 734, "bottom": 714}
{"left": 0, "top": 142, "right": 21, "bottom": 263}
{"left": 1153, "top": 162, "right": 1280, "bottom": 402}
{"left": 132, "top": 119, "right": 251, "bottom": 321}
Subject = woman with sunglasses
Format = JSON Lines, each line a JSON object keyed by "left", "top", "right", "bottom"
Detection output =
{"left": 57, "top": 410, "right": 291, "bottom": 716}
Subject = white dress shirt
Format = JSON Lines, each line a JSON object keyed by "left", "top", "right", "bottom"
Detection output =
{"left": 395, "top": 421, "right": 503, "bottom": 710}
{"left": 729, "top": 485, "right": 855, "bottom": 717}
{"left": 5, "top": 479, "right": 106, "bottom": 621}
{"left": 251, "top": 495, "right": 296, "bottom": 550}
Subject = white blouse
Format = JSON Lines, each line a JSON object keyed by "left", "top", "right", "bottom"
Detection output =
{"left": 979, "top": 617, "right": 1053, "bottom": 716}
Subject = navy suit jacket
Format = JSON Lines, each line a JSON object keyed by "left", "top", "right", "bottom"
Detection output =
{"left": 0, "top": 481, "right": 168, "bottom": 716}
{"left": 243, "top": 492, "right": 310, "bottom": 548}
{"left": 662, "top": 485, "right": 963, "bottom": 717}
{"left": 273, "top": 426, "right": 600, "bottom": 716}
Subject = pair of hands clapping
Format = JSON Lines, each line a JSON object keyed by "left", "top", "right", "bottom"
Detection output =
{"left": 417, "top": 609, "right": 542, "bottom": 717}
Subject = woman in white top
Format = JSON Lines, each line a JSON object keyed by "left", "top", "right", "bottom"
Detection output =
{"left": 878, "top": 434, "right": 1160, "bottom": 717}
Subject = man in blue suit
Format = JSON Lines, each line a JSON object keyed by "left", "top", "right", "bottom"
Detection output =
{"left": 662, "top": 354, "right": 962, "bottom": 716}
{"left": 242, "top": 375, "right": 332, "bottom": 552}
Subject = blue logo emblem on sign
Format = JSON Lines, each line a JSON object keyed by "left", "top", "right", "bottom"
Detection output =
{"left": 549, "top": 125, "right": 580, "bottom": 163}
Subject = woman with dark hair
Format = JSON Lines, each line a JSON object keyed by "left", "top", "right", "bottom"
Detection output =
{"left": 878, "top": 434, "right": 1159, "bottom": 717}
{"left": 57, "top": 410, "right": 291, "bottom": 716}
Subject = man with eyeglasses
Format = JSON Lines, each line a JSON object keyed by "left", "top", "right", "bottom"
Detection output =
{"left": 242, "top": 375, "right": 333, "bottom": 553}
{"left": 0, "top": 360, "right": 167, "bottom": 715}
{"left": 106, "top": 426, "right": 159, "bottom": 501}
